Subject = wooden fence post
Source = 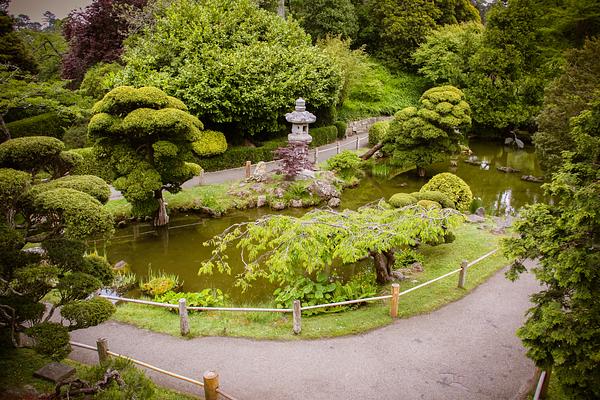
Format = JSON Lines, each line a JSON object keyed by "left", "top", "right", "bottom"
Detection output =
{"left": 245, "top": 161, "right": 251, "bottom": 178}
{"left": 336, "top": 141, "right": 340, "bottom": 154}
{"left": 179, "top": 298, "right": 190, "bottom": 336}
{"left": 458, "top": 260, "right": 468, "bottom": 289}
{"left": 315, "top": 148, "right": 319, "bottom": 163}
{"left": 355, "top": 136, "right": 360, "bottom": 150}
{"left": 96, "top": 337, "right": 109, "bottom": 364}
{"left": 292, "top": 300, "right": 301, "bottom": 334}
{"left": 203, "top": 370, "right": 219, "bottom": 400}
{"left": 390, "top": 283, "right": 400, "bottom": 318}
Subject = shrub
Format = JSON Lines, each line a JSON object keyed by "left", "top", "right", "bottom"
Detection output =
{"left": 80, "top": 358, "right": 155, "bottom": 400}
{"left": 60, "top": 297, "right": 116, "bottom": 330}
{"left": 57, "top": 272, "right": 103, "bottom": 303}
{"left": 111, "top": 272, "right": 137, "bottom": 294}
{"left": 417, "top": 199, "right": 441, "bottom": 209}
{"left": 5, "top": 112, "right": 71, "bottom": 139}
{"left": 140, "top": 269, "right": 181, "bottom": 296}
{"left": 420, "top": 172, "right": 473, "bottom": 211}
{"left": 80, "top": 62, "right": 123, "bottom": 99}
{"left": 42, "top": 238, "right": 86, "bottom": 270}
{"left": 154, "top": 289, "right": 226, "bottom": 311}
{"left": 192, "top": 130, "right": 228, "bottom": 157}
{"left": 410, "top": 190, "right": 455, "bottom": 209}
{"left": 82, "top": 254, "right": 114, "bottom": 286}
{"left": 0, "top": 136, "right": 64, "bottom": 174}
{"left": 62, "top": 124, "right": 89, "bottom": 149}
{"left": 334, "top": 121, "right": 348, "bottom": 139}
{"left": 67, "top": 147, "right": 115, "bottom": 182}
{"left": 27, "top": 175, "right": 111, "bottom": 204}
{"left": 324, "top": 150, "right": 363, "bottom": 179}
{"left": 368, "top": 120, "right": 390, "bottom": 146}
{"left": 26, "top": 322, "right": 70, "bottom": 360}
{"left": 388, "top": 193, "right": 418, "bottom": 208}
{"left": 310, "top": 125, "right": 338, "bottom": 147}
{"left": 197, "top": 138, "right": 286, "bottom": 171}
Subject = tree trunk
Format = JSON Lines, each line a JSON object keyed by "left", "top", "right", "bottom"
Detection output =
{"left": 154, "top": 190, "right": 169, "bottom": 227}
{"left": 371, "top": 251, "right": 392, "bottom": 284}
{"left": 383, "top": 250, "right": 396, "bottom": 274}
{"left": 0, "top": 114, "right": 10, "bottom": 143}
{"left": 360, "top": 142, "right": 383, "bottom": 160}
{"left": 417, "top": 166, "right": 427, "bottom": 178}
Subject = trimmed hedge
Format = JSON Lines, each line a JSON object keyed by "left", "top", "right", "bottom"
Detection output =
{"left": 28, "top": 175, "right": 111, "bottom": 204}
{"left": 420, "top": 173, "right": 473, "bottom": 212}
{"left": 5, "top": 112, "right": 71, "bottom": 139}
{"left": 60, "top": 297, "right": 115, "bottom": 330}
{"left": 67, "top": 147, "right": 115, "bottom": 182}
{"left": 310, "top": 125, "right": 338, "bottom": 147}
{"left": 369, "top": 120, "right": 391, "bottom": 146}
{"left": 417, "top": 199, "right": 441, "bottom": 209}
{"left": 334, "top": 121, "right": 348, "bottom": 139}
{"left": 388, "top": 193, "right": 418, "bottom": 208}
{"left": 197, "top": 138, "right": 286, "bottom": 172}
{"left": 410, "top": 190, "right": 455, "bottom": 209}
{"left": 192, "top": 130, "right": 227, "bottom": 157}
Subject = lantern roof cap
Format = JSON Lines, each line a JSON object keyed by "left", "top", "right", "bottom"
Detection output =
{"left": 286, "top": 98, "right": 316, "bottom": 124}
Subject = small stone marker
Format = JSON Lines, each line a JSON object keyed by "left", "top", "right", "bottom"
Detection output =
{"left": 34, "top": 362, "right": 76, "bottom": 383}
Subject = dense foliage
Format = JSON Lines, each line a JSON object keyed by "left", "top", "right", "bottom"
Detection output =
{"left": 420, "top": 173, "right": 472, "bottom": 212}
{"left": 116, "top": 0, "right": 342, "bottom": 137}
{"left": 89, "top": 86, "right": 212, "bottom": 225}
{"left": 61, "top": 0, "right": 147, "bottom": 83}
{"left": 504, "top": 95, "right": 600, "bottom": 397}
{"left": 0, "top": 2, "right": 37, "bottom": 73}
{"left": 384, "top": 86, "right": 471, "bottom": 175}
{"left": 289, "top": 0, "right": 358, "bottom": 42}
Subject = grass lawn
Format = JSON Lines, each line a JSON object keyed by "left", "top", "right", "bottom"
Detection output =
{"left": 0, "top": 347, "right": 198, "bottom": 399}
{"left": 111, "top": 222, "right": 511, "bottom": 340}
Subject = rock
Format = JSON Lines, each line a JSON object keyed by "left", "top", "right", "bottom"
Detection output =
{"left": 466, "top": 214, "right": 486, "bottom": 223}
{"left": 253, "top": 161, "right": 267, "bottom": 176}
{"left": 117, "top": 220, "right": 127, "bottom": 228}
{"left": 273, "top": 187, "right": 285, "bottom": 198}
{"left": 16, "top": 332, "right": 35, "bottom": 348}
{"left": 22, "top": 246, "right": 45, "bottom": 255}
{"left": 410, "top": 262, "right": 424, "bottom": 273}
{"left": 490, "top": 227, "right": 506, "bottom": 235}
{"left": 464, "top": 157, "right": 481, "bottom": 166}
{"left": 291, "top": 199, "right": 303, "bottom": 208}
{"left": 271, "top": 201, "right": 285, "bottom": 211}
{"left": 373, "top": 150, "right": 384, "bottom": 159}
{"left": 521, "top": 175, "right": 544, "bottom": 183}
{"left": 34, "top": 362, "right": 76, "bottom": 383}
{"left": 295, "top": 169, "right": 316, "bottom": 180}
{"left": 113, "top": 260, "right": 128, "bottom": 270}
{"left": 475, "top": 207, "right": 486, "bottom": 217}
{"left": 496, "top": 165, "right": 521, "bottom": 173}
{"left": 256, "top": 195, "right": 267, "bottom": 208}
{"left": 250, "top": 183, "right": 265, "bottom": 193}
{"left": 308, "top": 180, "right": 340, "bottom": 200}
{"left": 391, "top": 270, "right": 407, "bottom": 280}
{"left": 328, "top": 197, "right": 341, "bottom": 208}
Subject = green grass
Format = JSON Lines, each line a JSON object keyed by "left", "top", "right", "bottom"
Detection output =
{"left": 338, "top": 62, "right": 429, "bottom": 121}
{"left": 0, "top": 347, "right": 198, "bottom": 399}
{"left": 111, "top": 222, "right": 510, "bottom": 340}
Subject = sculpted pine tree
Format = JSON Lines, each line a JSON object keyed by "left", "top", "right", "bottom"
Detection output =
{"left": 385, "top": 85, "right": 471, "bottom": 177}
{"left": 89, "top": 86, "right": 210, "bottom": 226}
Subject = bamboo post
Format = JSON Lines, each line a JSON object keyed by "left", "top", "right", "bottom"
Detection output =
{"left": 458, "top": 260, "right": 468, "bottom": 289}
{"left": 245, "top": 161, "right": 251, "bottom": 178}
{"left": 96, "top": 337, "right": 109, "bottom": 363}
{"left": 179, "top": 298, "right": 190, "bottom": 336}
{"left": 203, "top": 370, "right": 219, "bottom": 400}
{"left": 292, "top": 300, "right": 301, "bottom": 334}
{"left": 390, "top": 283, "right": 400, "bottom": 318}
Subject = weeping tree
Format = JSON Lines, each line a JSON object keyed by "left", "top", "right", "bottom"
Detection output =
{"left": 383, "top": 85, "right": 471, "bottom": 177}
{"left": 89, "top": 86, "right": 217, "bottom": 226}
{"left": 200, "top": 202, "right": 460, "bottom": 288}
{"left": 0, "top": 136, "right": 115, "bottom": 357}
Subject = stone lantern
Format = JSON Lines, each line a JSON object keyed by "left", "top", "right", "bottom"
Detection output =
{"left": 286, "top": 98, "right": 316, "bottom": 144}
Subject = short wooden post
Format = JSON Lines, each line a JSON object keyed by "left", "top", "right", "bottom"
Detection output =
{"left": 96, "top": 337, "right": 109, "bottom": 364}
{"left": 315, "top": 148, "right": 319, "bottom": 163}
{"left": 292, "top": 300, "right": 301, "bottom": 334}
{"left": 355, "top": 136, "right": 360, "bottom": 150}
{"left": 203, "top": 370, "right": 219, "bottom": 400}
{"left": 336, "top": 141, "right": 340, "bottom": 154}
{"left": 179, "top": 298, "right": 190, "bottom": 336}
{"left": 458, "top": 260, "right": 468, "bottom": 289}
{"left": 390, "top": 283, "right": 400, "bottom": 318}
{"left": 245, "top": 161, "right": 251, "bottom": 178}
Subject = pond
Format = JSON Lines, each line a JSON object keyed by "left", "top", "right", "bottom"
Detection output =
{"left": 105, "top": 141, "right": 547, "bottom": 303}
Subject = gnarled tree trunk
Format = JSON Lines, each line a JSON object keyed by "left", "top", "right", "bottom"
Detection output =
{"left": 371, "top": 250, "right": 392, "bottom": 283}
{"left": 360, "top": 142, "right": 383, "bottom": 160}
{"left": 154, "top": 190, "right": 169, "bottom": 227}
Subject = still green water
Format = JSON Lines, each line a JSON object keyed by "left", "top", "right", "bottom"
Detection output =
{"left": 105, "top": 142, "right": 546, "bottom": 303}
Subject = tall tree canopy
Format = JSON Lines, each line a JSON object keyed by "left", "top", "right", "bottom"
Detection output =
{"left": 504, "top": 95, "right": 600, "bottom": 397}
{"left": 89, "top": 86, "right": 218, "bottom": 226}
{"left": 289, "top": 0, "right": 358, "bottom": 42}
{"left": 115, "top": 0, "right": 342, "bottom": 137}
{"left": 62, "top": 0, "right": 147, "bottom": 84}
{"left": 0, "top": 1, "right": 37, "bottom": 73}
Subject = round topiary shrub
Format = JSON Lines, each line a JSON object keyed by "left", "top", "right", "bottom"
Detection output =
{"left": 27, "top": 175, "right": 111, "bottom": 204}
{"left": 26, "top": 322, "right": 71, "bottom": 360}
{"left": 191, "top": 130, "right": 228, "bottom": 157}
{"left": 82, "top": 254, "right": 114, "bottom": 286}
{"left": 417, "top": 199, "right": 441, "bottom": 209}
{"left": 410, "top": 190, "right": 455, "bottom": 209}
{"left": 388, "top": 193, "right": 418, "bottom": 208}
{"left": 420, "top": 173, "right": 472, "bottom": 211}
{"left": 61, "top": 297, "right": 116, "bottom": 330}
{"left": 368, "top": 120, "right": 391, "bottom": 146}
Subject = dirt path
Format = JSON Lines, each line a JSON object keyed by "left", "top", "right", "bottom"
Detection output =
{"left": 69, "top": 264, "right": 539, "bottom": 400}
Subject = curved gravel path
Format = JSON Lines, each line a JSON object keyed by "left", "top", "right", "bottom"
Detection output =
{"left": 69, "top": 263, "right": 539, "bottom": 400}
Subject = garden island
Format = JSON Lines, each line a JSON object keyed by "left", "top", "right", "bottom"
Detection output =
{"left": 0, "top": 0, "right": 598, "bottom": 399}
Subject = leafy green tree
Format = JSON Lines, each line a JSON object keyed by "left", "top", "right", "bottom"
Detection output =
{"left": 355, "top": 0, "right": 480, "bottom": 69}
{"left": 534, "top": 38, "right": 600, "bottom": 173}
{"left": 89, "top": 86, "right": 208, "bottom": 226}
{"left": 201, "top": 202, "right": 460, "bottom": 286}
{"left": 116, "top": 0, "right": 342, "bottom": 137}
{"left": 0, "top": 2, "right": 37, "bottom": 73}
{"left": 17, "top": 26, "right": 68, "bottom": 81}
{"left": 0, "top": 135, "right": 114, "bottom": 355}
{"left": 504, "top": 95, "right": 600, "bottom": 397}
{"left": 384, "top": 86, "right": 471, "bottom": 177}
{"left": 289, "top": 0, "right": 358, "bottom": 41}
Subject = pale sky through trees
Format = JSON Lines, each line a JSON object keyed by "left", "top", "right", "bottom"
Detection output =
{"left": 8, "top": 0, "right": 92, "bottom": 22}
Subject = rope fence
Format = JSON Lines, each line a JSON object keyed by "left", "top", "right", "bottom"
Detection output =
{"left": 101, "top": 248, "right": 499, "bottom": 336}
{"left": 70, "top": 339, "right": 239, "bottom": 400}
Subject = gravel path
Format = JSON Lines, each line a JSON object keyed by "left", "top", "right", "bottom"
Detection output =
{"left": 69, "top": 263, "right": 539, "bottom": 400}
{"left": 109, "top": 134, "right": 370, "bottom": 200}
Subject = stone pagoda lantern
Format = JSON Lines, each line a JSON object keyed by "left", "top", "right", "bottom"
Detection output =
{"left": 286, "top": 98, "right": 316, "bottom": 144}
